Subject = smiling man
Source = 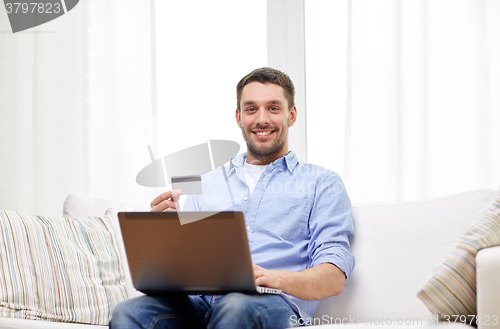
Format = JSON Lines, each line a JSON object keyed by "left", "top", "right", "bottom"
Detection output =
{"left": 109, "top": 67, "right": 355, "bottom": 329}
{"left": 236, "top": 79, "right": 296, "bottom": 165}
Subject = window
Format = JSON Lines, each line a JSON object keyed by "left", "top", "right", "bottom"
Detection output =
{"left": 155, "top": 1, "right": 267, "bottom": 162}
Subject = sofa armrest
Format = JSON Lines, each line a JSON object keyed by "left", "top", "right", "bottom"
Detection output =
{"left": 63, "top": 194, "right": 149, "bottom": 218}
{"left": 476, "top": 245, "right": 500, "bottom": 329}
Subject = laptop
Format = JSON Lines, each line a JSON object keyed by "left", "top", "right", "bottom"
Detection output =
{"left": 118, "top": 211, "right": 282, "bottom": 295}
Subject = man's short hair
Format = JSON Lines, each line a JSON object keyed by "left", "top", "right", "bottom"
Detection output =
{"left": 236, "top": 67, "right": 295, "bottom": 111}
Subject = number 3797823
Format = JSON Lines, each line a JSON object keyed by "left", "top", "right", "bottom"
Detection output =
{"left": 5, "top": 2, "right": 62, "bottom": 14}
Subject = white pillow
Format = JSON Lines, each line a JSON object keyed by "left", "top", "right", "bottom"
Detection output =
{"left": 0, "top": 209, "right": 128, "bottom": 325}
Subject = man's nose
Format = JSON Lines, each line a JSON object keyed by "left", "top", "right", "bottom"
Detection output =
{"left": 256, "top": 108, "right": 270, "bottom": 126}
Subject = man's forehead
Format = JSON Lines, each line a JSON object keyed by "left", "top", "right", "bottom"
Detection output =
{"left": 240, "top": 82, "right": 287, "bottom": 103}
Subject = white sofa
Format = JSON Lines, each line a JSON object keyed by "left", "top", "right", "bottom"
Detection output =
{"left": 0, "top": 188, "right": 498, "bottom": 329}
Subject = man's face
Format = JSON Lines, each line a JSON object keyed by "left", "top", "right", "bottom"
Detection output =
{"left": 236, "top": 82, "right": 297, "bottom": 164}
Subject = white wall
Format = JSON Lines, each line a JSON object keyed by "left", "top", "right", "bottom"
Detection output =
{"left": 0, "top": 4, "right": 87, "bottom": 216}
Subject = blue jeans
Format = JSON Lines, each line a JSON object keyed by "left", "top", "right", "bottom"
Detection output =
{"left": 109, "top": 293, "right": 301, "bottom": 329}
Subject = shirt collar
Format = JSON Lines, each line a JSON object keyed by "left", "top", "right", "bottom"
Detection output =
{"left": 283, "top": 150, "right": 299, "bottom": 172}
{"left": 228, "top": 150, "right": 299, "bottom": 173}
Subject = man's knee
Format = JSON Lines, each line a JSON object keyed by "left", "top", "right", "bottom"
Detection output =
{"left": 110, "top": 295, "right": 175, "bottom": 328}
{"left": 208, "top": 293, "right": 294, "bottom": 328}
{"left": 110, "top": 295, "right": 208, "bottom": 329}
{"left": 216, "top": 293, "right": 257, "bottom": 316}
{"left": 110, "top": 297, "right": 146, "bottom": 328}
{"left": 207, "top": 293, "right": 259, "bottom": 327}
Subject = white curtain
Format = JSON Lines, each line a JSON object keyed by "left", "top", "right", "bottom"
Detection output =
{"left": 154, "top": 1, "right": 267, "bottom": 168}
{"left": 86, "top": 0, "right": 156, "bottom": 208}
{"left": 0, "top": 5, "right": 87, "bottom": 216}
{"left": 306, "top": 0, "right": 500, "bottom": 204}
{"left": 0, "top": 0, "right": 267, "bottom": 216}
{"left": 3, "top": 0, "right": 499, "bottom": 216}
{"left": 0, "top": 0, "right": 155, "bottom": 216}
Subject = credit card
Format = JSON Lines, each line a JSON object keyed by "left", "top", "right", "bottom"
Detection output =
{"left": 171, "top": 175, "right": 202, "bottom": 195}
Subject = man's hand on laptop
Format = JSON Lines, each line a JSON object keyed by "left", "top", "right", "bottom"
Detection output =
{"left": 150, "top": 189, "right": 182, "bottom": 212}
{"left": 253, "top": 263, "right": 346, "bottom": 300}
{"left": 254, "top": 264, "right": 282, "bottom": 291}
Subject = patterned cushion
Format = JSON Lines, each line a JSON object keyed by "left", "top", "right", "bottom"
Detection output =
{"left": 0, "top": 209, "right": 128, "bottom": 325}
{"left": 417, "top": 194, "right": 500, "bottom": 321}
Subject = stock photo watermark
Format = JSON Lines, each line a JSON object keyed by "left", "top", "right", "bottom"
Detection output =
{"left": 3, "top": 0, "right": 79, "bottom": 33}
{"left": 290, "top": 314, "right": 499, "bottom": 327}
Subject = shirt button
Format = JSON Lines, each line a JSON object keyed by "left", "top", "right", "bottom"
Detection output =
{"left": 244, "top": 197, "right": 248, "bottom": 201}
{"left": 246, "top": 225, "right": 251, "bottom": 231}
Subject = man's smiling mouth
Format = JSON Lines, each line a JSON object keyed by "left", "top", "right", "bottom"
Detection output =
{"left": 253, "top": 130, "right": 275, "bottom": 138}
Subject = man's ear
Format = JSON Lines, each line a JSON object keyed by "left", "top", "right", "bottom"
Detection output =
{"left": 235, "top": 108, "right": 242, "bottom": 128}
{"left": 288, "top": 106, "right": 297, "bottom": 127}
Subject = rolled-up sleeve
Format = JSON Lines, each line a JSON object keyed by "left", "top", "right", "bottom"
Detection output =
{"left": 307, "top": 173, "right": 355, "bottom": 282}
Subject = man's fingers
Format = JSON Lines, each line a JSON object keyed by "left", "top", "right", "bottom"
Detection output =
{"left": 255, "top": 273, "right": 271, "bottom": 288}
{"left": 150, "top": 190, "right": 182, "bottom": 212}
{"left": 253, "top": 264, "right": 265, "bottom": 279}
{"left": 150, "top": 190, "right": 173, "bottom": 208}
{"left": 151, "top": 199, "right": 176, "bottom": 212}
{"left": 171, "top": 189, "right": 182, "bottom": 202}
{"left": 253, "top": 264, "right": 263, "bottom": 274}
{"left": 253, "top": 264, "right": 280, "bottom": 290}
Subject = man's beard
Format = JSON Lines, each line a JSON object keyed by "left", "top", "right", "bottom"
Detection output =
{"left": 241, "top": 120, "right": 289, "bottom": 160}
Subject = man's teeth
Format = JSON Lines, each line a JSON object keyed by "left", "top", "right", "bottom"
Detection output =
{"left": 256, "top": 131, "right": 272, "bottom": 136}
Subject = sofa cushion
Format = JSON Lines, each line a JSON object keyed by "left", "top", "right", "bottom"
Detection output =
{"left": 314, "top": 188, "right": 496, "bottom": 322}
{"left": 0, "top": 209, "right": 128, "bottom": 325}
{"left": 417, "top": 192, "right": 500, "bottom": 322}
{"left": 63, "top": 194, "right": 148, "bottom": 299}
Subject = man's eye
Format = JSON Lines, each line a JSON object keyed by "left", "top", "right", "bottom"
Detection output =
{"left": 270, "top": 107, "right": 279, "bottom": 111}
{"left": 246, "top": 108, "right": 255, "bottom": 112}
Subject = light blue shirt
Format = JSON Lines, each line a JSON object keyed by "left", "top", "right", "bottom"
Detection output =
{"left": 183, "top": 151, "right": 355, "bottom": 320}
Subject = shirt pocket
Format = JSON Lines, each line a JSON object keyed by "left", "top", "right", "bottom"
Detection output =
{"left": 261, "top": 198, "right": 310, "bottom": 240}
